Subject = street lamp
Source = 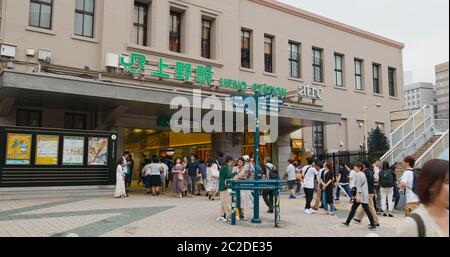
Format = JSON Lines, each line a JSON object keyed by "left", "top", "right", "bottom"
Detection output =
{"left": 364, "top": 103, "right": 382, "bottom": 152}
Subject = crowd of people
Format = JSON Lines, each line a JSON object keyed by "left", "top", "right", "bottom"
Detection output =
{"left": 113, "top": 151, "right": 448, "bottom": 237}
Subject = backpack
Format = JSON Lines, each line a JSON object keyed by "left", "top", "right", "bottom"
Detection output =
{"left": 411, "top": 169, "right": 420, "bottom": 195}
{"left": 267, "top": 165, "right": 279, "bottom": 179}
{"left": 380, "top": 170, "right": 394, "bottom": 188}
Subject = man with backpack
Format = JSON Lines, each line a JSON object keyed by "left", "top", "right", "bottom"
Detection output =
{"left": 261, "top": 157, "right": 279, "bottom": 213}
{"left": 400, "top": 156, "right": 420, "bottom": 217}
{"left": 379, "top": 161, "right": 395, "bottom": 217}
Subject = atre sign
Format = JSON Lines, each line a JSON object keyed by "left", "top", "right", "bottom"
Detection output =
{"left": 298, "top": 83, "right": 323, "bottom": 102}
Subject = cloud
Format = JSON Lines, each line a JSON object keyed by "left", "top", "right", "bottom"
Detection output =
{"left": 279, "top": 0, "right": 449, "bottom": 83}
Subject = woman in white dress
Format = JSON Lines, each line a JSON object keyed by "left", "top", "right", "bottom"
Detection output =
{"left": 114, "top": 159, "right": 127, "bottom": 198}
{"left": 206, "top": 159, "right": 220, "bottom": 200}
{"left": 233, "top": 157, "right": 252, "bottom": 221}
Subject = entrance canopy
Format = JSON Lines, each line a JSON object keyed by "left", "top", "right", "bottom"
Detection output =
{"left": 0, "top": 71, "right": 341, "bottom": 133}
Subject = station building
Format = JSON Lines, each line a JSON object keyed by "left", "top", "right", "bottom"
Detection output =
{"left": 0, "top": 0, "right": 404, "bottom": 189}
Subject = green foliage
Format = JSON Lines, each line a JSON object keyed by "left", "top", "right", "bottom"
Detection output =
{"left": 368, "top": 127, "right": 390, "bottom": 154}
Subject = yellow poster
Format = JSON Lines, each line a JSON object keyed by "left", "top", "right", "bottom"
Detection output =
{"left": 6, "top": 134, "right": 32, "bottom": 165}
{"left": 36, "top": 135, "right": 59, "bottom": 165}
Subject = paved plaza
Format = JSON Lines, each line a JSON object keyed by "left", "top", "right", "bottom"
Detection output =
{"left": 0, "top": 190, "right": 405, "bottom": 237}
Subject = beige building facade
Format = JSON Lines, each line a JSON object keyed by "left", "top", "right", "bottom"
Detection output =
{"left": 0, "top": 0, "right": 404, "bottom": 186}
{"left": 435, "top": 62, "right": 449, "bottom": 119}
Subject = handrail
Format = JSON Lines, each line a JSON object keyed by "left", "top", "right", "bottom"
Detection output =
{"left": 381, "top": 105, "right": 434, "bottom": 165}
{"left": 388, "top": 105, "right": 430, "bottom": 144}
{"left": 416, "top": 130, "right": 449, "bottom": 168}
{"left": 435, "top": 119, "right": 449, "bottom": 132}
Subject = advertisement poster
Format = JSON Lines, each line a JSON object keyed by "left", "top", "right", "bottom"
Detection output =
{"left": 62, "top": 136, "right": 85, "bottom": 165}
{"left": 35, "top": 135, "right": 59, "bottom": 165}
{"left": 88, "top": 137, "right": 108, "bottom": 165}
{"left": 6, "top": 134, "right": 32, "bottom": 165}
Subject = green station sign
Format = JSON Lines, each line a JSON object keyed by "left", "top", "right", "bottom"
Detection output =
{"left": 118, "top": 52, "right": 287, "bottom": 98}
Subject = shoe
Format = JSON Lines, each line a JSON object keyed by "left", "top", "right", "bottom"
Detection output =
{"left": 329, "top": 212, "right": 335, "bottom": 216}
{"left": 388, "top": 214, "right": 394, "bottom": 218}
{"left": 267, "top": 209, "right": 274, "bottom": 213}
{"left": 288, "top": 195, "right": 296, "bottom": 199}
{"left": 383, "top": 213, "right": 388, "bottom": 217}
{"left": 309, "top": 209, "right": 317, "bottom": 214}
{"left": 368, "top": 225, "right": 377, "bottom": 230}
{"left": 304, "top": 209, "right": 312, "bottom": 215}
{"left": 353, "top": 219, "right": 361, "bottom": 224}
{"left": 375, "top": 224, "right": 380, "bottom": 227}
{"left": 376, "top": 212, "right": 382, "bottom": 215}
{"left": 342, "top": 222, "right": 349, "bottom": 227}
{"left": 335, "top": 199, "right": 339, "bottom": 201}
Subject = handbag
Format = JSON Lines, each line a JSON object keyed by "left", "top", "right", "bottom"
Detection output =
{"left": 296, "top": 172, "right": 303, "bottom": 182}
{"left": 211, "top": 168, "right": 220, "bottom": 179}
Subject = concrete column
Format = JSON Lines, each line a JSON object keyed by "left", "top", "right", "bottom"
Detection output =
{"left": 152, "top": 0, "right": 169, "bottom": 51}
{"left": 212, "top": 133, "right": 242, "bottom": 160}
{"left": 275, "top": 132, "right": 291, "bottom": 179}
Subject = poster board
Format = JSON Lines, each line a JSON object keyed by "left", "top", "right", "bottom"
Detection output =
{"left": 87, "top": 137, "right": 108, "bottom": 166}
{"left": 62, "top": 136, "right": 85, "bottom": 165}
{"left": 6, "top": 133, "right": 32, "bottom": 165}
{"left": 35, "top": 135, "right": 60, "bottom": 165}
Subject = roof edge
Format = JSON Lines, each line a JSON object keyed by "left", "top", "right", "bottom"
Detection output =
{"left": 249, "top": 0, "right": 405, "bottom": 49}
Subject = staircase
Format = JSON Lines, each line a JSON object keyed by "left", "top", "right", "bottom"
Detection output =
{"left": 413, "top": 135, "right": 442, "bottom": 160}
{"left": 381, "top": 105, "right": 449, "bottom": 168}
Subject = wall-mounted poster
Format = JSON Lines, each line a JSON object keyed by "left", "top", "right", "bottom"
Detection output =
{"left": 6, "top": 133, "right": 32, "bottom": 165}
{"left": 88, "top": 137, "right": 108, "bottom": 165}
{"left": 62, "top": 136, "right": 85, "bottom": 165}
{"left": 35, "top": 135, "right": 60, "bottom": 165}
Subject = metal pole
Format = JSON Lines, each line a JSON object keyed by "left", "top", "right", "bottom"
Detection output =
{"left": 252, "top": 92, "right": 261, "bottom": 224}
{"left": 364, "top": 107, "right": 368, "bottom": 153}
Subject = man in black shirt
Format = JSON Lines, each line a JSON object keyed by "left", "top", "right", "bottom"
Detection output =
{"left": 335, "top": 164, "right": 352, "bottom": 201}
{"left": 354, "top": 161, "right": 380, "bottom": 226}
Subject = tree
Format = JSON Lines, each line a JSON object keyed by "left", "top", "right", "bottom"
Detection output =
{"left": 367, "top": 127, "right": 390, "bottom": 154}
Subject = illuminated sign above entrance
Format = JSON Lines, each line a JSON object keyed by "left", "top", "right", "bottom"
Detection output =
{"left": 115, "top": 52, "right": 287, "bottom": 98}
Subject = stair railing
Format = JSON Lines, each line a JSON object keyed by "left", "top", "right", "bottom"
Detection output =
{"left": 381, "top": 105, "right": 435, "bottom": 165}
{"left": 415, "top": 130, "right": 449, "bottom": 168}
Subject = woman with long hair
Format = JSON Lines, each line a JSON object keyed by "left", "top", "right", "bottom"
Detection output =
{"left": 233, "top": 157, "right": 252, "bottom": 221}
{"left": 172, "top": 158, "right": 185, "bottom": 198}
{"left": 320, "top": 161, "right": 336, "bottom": 215}
{"left": 114, "top": 159, "right": 127, "bottom": 198}
{"left": 206, "top": 158, "right": 220, "bottom": 200}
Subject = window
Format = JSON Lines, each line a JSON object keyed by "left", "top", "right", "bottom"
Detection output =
{"left": 201, "top": 19, "right": 211, "bottom": 59}
{"left": 355, "top": 59, "right": 363, "bottom": 90}
{"left": 373, "top": 64, "right": 381, "bottom": 94}
{"left": 388, "top": 67, "right": 397, "bottom": 97}
{"left": 169, "top": 11, "right": 182, "bottom": 52}
{"left": 264, "top": 36, "right": 273, "bottom": 73}
{"left": 288, "top": 42, "right": 300, "bottom": 78}
{"left": 133, "top": 2, "right": 148, "bottom": 46}
{"left": 334, "top": 54, "right": 344, "bottom": 86}
{"left": 29, "top": 0, "right": 53, "bottom": 29}
{"left": 312, "top": 48, "right": 323, "bottom": 83}
{"left": 241, "top": 30, "right": 251, "bottom": 68}
{"left": 74, "top": 0, "right": 95, "bottom": 38}
{"left": 16, "top": 109, "right": 41, "bottom": 127}
{"left": 313, "top": 124, "right": 325, "bottom": 156}
{"left": 64, "top": 113, "right": 87, "bottom": 130}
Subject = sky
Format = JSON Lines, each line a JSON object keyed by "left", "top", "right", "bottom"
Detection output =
{"left": 279, "top": 0, "right": 449, "bottom": 84}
